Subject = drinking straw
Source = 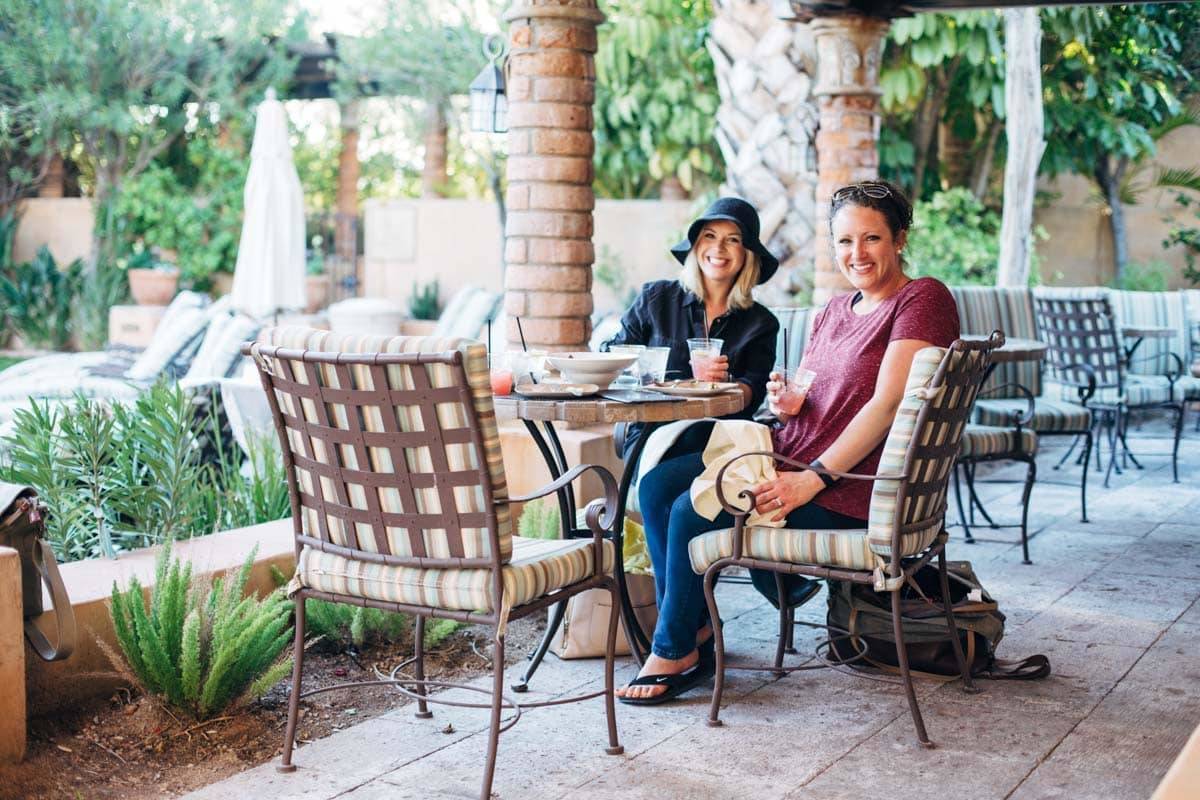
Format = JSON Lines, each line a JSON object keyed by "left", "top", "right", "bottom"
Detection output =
{"left": 515, "top": 316, "right": 529, "bottom": 351}
{"left": 514, "top": 316, "right": 537, "bottom": 383}
{"left": 783, "top": 328, "right": 789, "bottom": 384}
{"left": 486, "top": 317, "right": 492, "bottom": 356}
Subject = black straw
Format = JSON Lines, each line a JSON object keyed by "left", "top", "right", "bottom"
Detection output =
{"left": 515, "top": 316, "right": 529, "bottom": 352}
{"left": 514, "top": 316, "right": 537, "bottom": 384}
{"left": 487, "top": 317, "right": 492, "bottom": 357}
{"left": 783, "top": 328, "right": 789, "bottom": 384}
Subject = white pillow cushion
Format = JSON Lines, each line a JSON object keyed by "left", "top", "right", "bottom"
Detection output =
{"left": 183, "top": 313, "right": 261, "bottom": 383}
{"left": 126, "top": 306, "right": 210, "bottom": 381}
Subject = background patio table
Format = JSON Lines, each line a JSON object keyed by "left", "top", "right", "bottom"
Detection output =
{"left": 1120, "top": 325, "right": 1175, "bottom": 367}
{"left": 493, "top": 388, "right": 744, "bottom": 689}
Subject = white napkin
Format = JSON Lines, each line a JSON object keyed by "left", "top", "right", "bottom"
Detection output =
{"left": 689, "top": 420, "right": 784, "bottom": 528}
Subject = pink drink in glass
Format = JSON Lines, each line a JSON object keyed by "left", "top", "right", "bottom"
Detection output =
{"left": 773, "top": 367, "right": 816, "bottom": 416}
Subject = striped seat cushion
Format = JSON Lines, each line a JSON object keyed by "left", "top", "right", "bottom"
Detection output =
{"left": 974, "top": 397, "right": 1091, "bottom": 433}
{"left": 959, "top": 424, "right": 1038, "bottom": 458}
{"left": 1084, "top": 375, "right": 1175, "bottom": 407}
{"left": 1175, "top": 374, "right": 1200, "bottom": 401}
{"left": 690, "top": 525, "right": 879, "bottom": 574}
{"left": 294, "top": 536, "right": 614, "bottom": 612}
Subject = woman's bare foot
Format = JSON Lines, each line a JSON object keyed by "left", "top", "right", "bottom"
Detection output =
{"left": 616, "top": 650, "right": 700, "bottom": 701}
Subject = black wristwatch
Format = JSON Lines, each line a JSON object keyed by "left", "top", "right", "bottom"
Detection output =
{"left": 809, "top": 459, "right": 838, "bottom": 489}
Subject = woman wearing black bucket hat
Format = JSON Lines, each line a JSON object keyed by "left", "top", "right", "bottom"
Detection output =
{"left": 602, "top": 196, "right": 780, "bottom": 461}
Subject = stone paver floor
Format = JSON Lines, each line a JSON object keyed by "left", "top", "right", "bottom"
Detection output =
{"left": 187, "top": 421, "right": 1199, "bottom": 800}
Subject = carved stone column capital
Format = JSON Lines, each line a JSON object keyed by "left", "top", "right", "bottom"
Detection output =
{"left": 810, "top": 15, "right": 889, "bottom": 98}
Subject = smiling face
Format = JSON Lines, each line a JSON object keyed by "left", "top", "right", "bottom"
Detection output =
{"left": 831, "top": 204, "right": 908, "bottom": 299}
{"left": 693, "top": 220, "right": 747, "bottom": 290}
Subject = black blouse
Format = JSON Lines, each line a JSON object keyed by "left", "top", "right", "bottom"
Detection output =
{"left": 602, "top": 279, "right": 779, "bottom": 457}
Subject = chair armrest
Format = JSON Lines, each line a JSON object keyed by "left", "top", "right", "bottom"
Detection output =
{"left": 980, "top": 382, "right": 1035, "bottom": 427}
{"left": 1055, "top": 361, "right": 1098, "bottom": 404}
{"left": 613, "top": 422, "right": 629, "bottom": 460}
{"left": 1165, "top": 351, "right": 1184, "bottom": 387}
{"left": 506, "top": 462, "right": 619, "bottom": 538}
{"left": 712, "top": 450, "right": 904, "bottom": 517}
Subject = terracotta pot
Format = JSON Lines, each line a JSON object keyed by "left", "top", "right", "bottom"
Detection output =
{"left": 305, "top": 274, "right": 332, "bottom": 314}
{"left": 127, "top": 268, "right": 179, "bottom": 306}
{"left": 209, "top": 272, "right": 234, "bottom": 298}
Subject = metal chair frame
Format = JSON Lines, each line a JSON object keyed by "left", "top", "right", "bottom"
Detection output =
{"left": 246, "top": 342, "right": 623, "bottom": 800}
{"left": 1034, "top": 296, "right": 1184, "bottom": 488}
{"left": 700, "top": 336, "right": 1000, "bottom": 747}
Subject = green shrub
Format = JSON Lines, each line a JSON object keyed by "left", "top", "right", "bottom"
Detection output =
{"left": 517, "top": 497, "right": 561, "bottom": 540}
{"left": 269, "top": 565, "right": 407, "bottom": 649}
{"left": 109, "top": 544, "right": 292, "bottom": 720}
{"left": 72, "top": 260, "right": 129, "bottom": 350}
{"left": 1112, "top": 260, "right": 1172, "bottom": 292}
{"left": 905, "top": 188, "right": 1044, "bottom": 287}
{"left": 0, "top": 383, "right": 291, "bottom": 562}
{"left": 0, "top": 246, "right": 82, "bottom": 349}
{"left": 408, "top": 279, "right": 441, "bottom": 321}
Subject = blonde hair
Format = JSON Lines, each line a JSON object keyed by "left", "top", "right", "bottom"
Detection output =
{"left": 679, "top": 247, "right": 760, "bottom": 311}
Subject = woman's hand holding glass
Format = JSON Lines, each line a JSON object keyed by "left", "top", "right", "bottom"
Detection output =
{"left": 687, "top": 338, "right": 727, "bottom": 382}
{"left": 767, "top": 367, "right": 816, "bottom": 422}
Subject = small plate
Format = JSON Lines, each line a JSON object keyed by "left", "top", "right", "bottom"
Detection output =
{"left": 646, "top": 380, "right": 741, "bottom": 398}
{"left": 513, "top": 382, "right": 599, "bottom": 399}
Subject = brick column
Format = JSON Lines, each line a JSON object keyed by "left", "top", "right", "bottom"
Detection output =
{"left": 810, "top": 15, "right": 889, "bottom": 305}
{"left": 502, "top": 0, "right": 604, "bottom": 351}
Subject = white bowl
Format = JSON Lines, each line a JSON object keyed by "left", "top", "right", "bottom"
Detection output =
{"left": 545, "top": 352, "right": 639, "bottom": 387}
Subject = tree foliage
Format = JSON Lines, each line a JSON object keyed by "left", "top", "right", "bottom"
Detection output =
{"left": 593, "top": 0, "right": 722, "bottom": 198}
{"left": 0, "top": 0, "right": 300, "bottom": 268}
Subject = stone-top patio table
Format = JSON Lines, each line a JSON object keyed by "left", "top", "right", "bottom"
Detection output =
{"left": 493, "top": 388, "right": 744, "bottom": 689}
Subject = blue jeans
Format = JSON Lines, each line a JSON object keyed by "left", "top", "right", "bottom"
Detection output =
{"left": 638, "top": 452, "right": 864, "bottom": 660}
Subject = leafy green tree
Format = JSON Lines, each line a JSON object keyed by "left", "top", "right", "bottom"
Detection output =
{"left": 1041, "top": 4, "right": 1199, "bottom": 282}
{"left": 879, "top": 11, "right": 1005, "bottom": 200}
{"left": 593, "top": 0, "right": 722, "bottom": 198}
{"left": 0, "top": 0, "right": 299, "bottom": 269}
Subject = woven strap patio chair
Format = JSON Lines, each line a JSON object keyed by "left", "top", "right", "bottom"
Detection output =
{"left": 689, "top": 334, "right": 1001, "bottom": 747}
{"left": 245, "top": 327, "right": 623, "bottom": 800}
{"left": 1034, "top": 295, "right": 1185, "bottom": 487}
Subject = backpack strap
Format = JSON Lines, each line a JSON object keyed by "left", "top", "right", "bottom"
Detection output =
{"left": 976, "top": 654, "right": 1050, "bottom": 680}
{"left": 24, "top": 537, "right": 76, "bottom": 662}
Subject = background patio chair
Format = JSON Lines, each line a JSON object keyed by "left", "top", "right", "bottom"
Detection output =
{"left": 1034, "top": 295, "right": 1185, "bottom": 487}
{"left": 247, "top": 327, "right": 623, "bottom": 800}
{"left": 690, "top": 334, "right": 1001, "bottom": 747}
{"left": 950, "top": 285, "right": 1093, "bottom": 523}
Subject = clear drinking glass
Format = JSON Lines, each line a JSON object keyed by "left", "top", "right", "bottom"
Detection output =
{"left": 489, "top": 353, "right": 514, "bottom": 396}
{"left": 609, "top": 344, "right": 646, "bottom": 388}
{"left": 640, "top": 346, "right": 671, "bottom": 384}
{"left": 508, "top": 349, "right": 546, "bottom": 387}
{"left": 771, "top": 366, "right": 816, "bottom": 416}
{"left": 686, "top": 338, "right": 724, "bottom": 379}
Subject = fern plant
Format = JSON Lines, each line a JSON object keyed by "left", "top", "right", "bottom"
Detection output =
{"left": 517, "top": 497, "right": 561, "bottom": 540}
{"left": 269, "top": 565, "right": 406, "bottom": 648}
{"left": 110, "top": 544, "right": 293, "bottom": 719}
{"left": 408, "top": 279, "right": 441, "bottom": 321}
{"left": 0, "top": 246, "right": 82, "bottom": 350}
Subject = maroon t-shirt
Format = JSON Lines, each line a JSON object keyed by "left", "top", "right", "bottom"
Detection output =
{"left": 771, "top": 277, "right": 960, "bottom": 520}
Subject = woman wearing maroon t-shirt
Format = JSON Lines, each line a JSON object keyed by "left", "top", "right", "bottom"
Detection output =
{"left": 618, "top": 180, "right": 959, "bottom": 705}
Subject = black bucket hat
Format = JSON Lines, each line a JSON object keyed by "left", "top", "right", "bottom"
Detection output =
{"left": 670, "top": 196, "right": 779, "bottom": 284}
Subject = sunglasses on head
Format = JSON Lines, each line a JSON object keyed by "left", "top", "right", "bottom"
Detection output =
{"left": 832, "top": 182, "right": 893, "bottom": 202}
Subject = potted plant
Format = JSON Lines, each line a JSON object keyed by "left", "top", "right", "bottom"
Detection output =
{"left": 399, "top": 279, "right": 440, "bottom": 335}
{"left": 126, "top": 246, "right": 180, "bottom": 306}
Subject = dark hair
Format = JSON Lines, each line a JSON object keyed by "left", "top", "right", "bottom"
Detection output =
{"left": 829, "top": 179, "right": 914, "bottom": 237}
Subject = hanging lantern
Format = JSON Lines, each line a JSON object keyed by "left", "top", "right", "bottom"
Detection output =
{"left": 469, "top": 36, "right": 507, "bottom": 134}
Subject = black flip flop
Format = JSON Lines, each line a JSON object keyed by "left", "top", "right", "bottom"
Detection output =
{"left": 618, "top": 659, "right": 716, "bottom": 706}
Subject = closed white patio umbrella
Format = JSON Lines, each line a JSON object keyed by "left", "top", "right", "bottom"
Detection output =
{"left": 230, "top": 88, "right": 306, "bottom": 319}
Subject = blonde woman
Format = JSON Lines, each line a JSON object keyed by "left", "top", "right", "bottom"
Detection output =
{"left": 603, "top": 196, "right": 780, "bottom": 460}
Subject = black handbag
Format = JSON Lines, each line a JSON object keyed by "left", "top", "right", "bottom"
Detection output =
{"left": 826, "top": 561, "right": 1048, "bottom": 680}
{"left": 1, "top": 483, "right": 75, "bottom": 661}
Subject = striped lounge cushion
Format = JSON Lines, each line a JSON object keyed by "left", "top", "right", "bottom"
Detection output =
{"left": 293, "top": 536, "right": 614, "bottom": 612}
{"left": 974, "top": 397, "right": 1091, "bottom": 433}
{"left": 959, "top": 424, "right": 1038, "bottom": 458}
{"left": 1085, "top": 375, "right": 1175, "bottom": 407}
{"left": 690, "top": 525, "right": 878, "bottom": 573}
